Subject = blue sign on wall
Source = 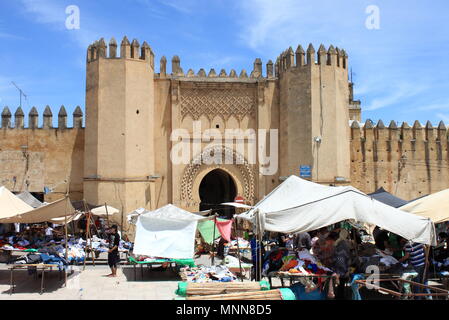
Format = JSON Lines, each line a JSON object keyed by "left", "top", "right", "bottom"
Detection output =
{"left": 299, "top": 165, "right": 312, "bottom": 178}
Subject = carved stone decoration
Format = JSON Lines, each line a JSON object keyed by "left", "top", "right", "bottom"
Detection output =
{"left": 180, "top": 145, "right": 256, "bottom": 204}
{"left": 180, "top": 87, "right": 256, "bottom": 121}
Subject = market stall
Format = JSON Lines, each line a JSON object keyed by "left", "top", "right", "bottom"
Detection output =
{"left": 127, "top": 204, "right": 214, "bottom": 279}
{"left": 233, "top": 176, "right": 437, "bottom": 299}
{"left": 0, "top": 193, "right": 78, "bottom": 293}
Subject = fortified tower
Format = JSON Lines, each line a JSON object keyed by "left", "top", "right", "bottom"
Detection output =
{"left": 84, "top": 37, "right": 156, "bottom": 218}
{"left": 277, "top": 44, "right": 351, "bottom": 184}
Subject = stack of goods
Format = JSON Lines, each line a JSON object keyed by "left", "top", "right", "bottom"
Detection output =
{"left": 175, "top": 280, "right": 270, "bottom": 297}
{"left": 185, "top": 288, "right": 295, "bottom": 300}
{"left": 181, "top": 265, "right": 237, "bottom": 283}
{"left": 262, "top": 248, "right": 333, "bottom": 276}
{"left": 262, "top": 248, "right": 334, "bottom": 292}
{"left": 0, "top": 236, "right": 37, "bottom": 252}
{"left": 11, "top": 251, "right": 68, "bottom": 270}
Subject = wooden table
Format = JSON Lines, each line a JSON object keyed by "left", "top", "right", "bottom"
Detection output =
{"left": 9, "top": 264, "right": 64, "bottom": 295}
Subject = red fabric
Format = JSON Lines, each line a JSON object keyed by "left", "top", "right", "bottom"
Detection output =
{"left": 215, "top": 219, "right": 233, "bottom": 242}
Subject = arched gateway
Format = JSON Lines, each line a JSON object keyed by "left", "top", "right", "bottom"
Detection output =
{"left": 180, "top": 145, "right": 256, "bottom": 212}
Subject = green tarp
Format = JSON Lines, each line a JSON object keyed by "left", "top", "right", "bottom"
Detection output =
{"left": 128, "top": 256, "right": 195, "bottom": 267}
{"left": 197, "top": 218, "right": 227, "bottom": 245}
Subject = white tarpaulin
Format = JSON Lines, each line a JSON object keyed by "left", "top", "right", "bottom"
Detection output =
{"left": 236, "top": 176, "right": 436, "bottom": 246}
{"left": 132, "top": 204, "right": 208, "bottom": 259}
{"left": 0, "top": 197, "right": 75, "bottom": 224}
{"left": 0, "top": 186, "right": 33, "bottom": 219}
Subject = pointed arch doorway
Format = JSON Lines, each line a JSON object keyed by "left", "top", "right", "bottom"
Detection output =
{"left": 199, "top": 169, "right": 237, "bottom": 218}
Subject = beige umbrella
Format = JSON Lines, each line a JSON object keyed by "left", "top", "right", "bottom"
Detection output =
{"left": 91, "top": 205, "right": 119, "bottom": 216}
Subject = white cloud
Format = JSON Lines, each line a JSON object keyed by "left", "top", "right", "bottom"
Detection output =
{"left": 159, "top": 0, "right": 192, "bottom": 14}
{"left": 364, "top": 82, "right": 427, "bottom": 111}
{"left": 21, "top": 0, "right": 66, "bottom": 25}
{"left": 19, "top": 0, "right": 101, "bottom": 49}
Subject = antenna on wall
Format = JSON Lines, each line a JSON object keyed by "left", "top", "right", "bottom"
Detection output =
{"left": 11, "top": 81, "right": 28, "bottom": 108}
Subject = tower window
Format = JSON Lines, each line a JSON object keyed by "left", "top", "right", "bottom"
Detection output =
{"left": 216, "top": 124, "right": 220, "bottom": 129}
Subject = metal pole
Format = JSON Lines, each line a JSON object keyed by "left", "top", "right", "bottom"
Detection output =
{"left": 233, "top": 218, "right": 243, "bottom": 281}
{"left": 211, "top": 216, "right": 217, "bottom": 265}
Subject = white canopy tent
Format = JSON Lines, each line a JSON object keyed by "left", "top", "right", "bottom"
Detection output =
{"left": 132, "top": 204, "right": 211, "bottom": 259}
{"left": 0, "top": 196, "right": 76, "bottom": 224}
{"left": 235, "top": 176, "right": 436, "bottom": 246}
{"left": 400, "top": 188, "right": 449, "bottom": 223}
{"left": 0, "top": 186, "right": 34, "bottom": 220}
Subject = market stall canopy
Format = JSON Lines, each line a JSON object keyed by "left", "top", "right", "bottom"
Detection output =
{"left": 399, "top": 188, "right": 449, "bottom": 223}
{"left": 91, "top": 205, "right": 119, "bottom": 216}
{"left": 0, "top": 186, "right": 33, "bottom": 220}
{"left": 221, "top": 202, "right": 253, "bottom": 209}
{"left": 368, "top": 187, "right": 408, "bottom": 208}
{"left": 16, "top": 191, "right": 43, "bottom": 208}
{"left": 133, "top": 204, "right": 211, "bottom": 259}
{"left": 50, "top": 212, "right": 83, "bottom": 225}
{"left": 0, "top": 196, "right": 76, "bottom": 224}
{"left": 236, "top": 176, "right": 436, "bottom": 246}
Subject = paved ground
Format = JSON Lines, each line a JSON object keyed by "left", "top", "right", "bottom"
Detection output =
{"left": 0, "top": 252, "right": 259, "bottom": 300}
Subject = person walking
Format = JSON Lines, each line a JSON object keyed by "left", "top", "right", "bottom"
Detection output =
{"left": 106, "top": 225, "right": 121, "bottom": 277}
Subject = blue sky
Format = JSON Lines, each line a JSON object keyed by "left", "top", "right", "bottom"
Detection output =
{"left": 0, "top": 0, "right": 449, "bottom": 127}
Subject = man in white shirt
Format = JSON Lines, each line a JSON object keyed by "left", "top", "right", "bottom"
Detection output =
{"left": 45, "top": 223, "right": 54, "bottom": 241}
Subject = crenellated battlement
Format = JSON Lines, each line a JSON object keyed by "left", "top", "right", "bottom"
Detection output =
{"left": 87, "top": 36, "right": 155, "bottom": 68}
{"left": 276, "top": 43, "right": 348, "bottom": 76}
{"left": 350, "top": 119, "right": 448, "bottom": 141}
{"left": 157, "top": 55, "right": 275, "bottom": 80}
{"left": 350, "top": 119, "right": 448, "bottom": 163}
{"left": 0, "top": 105, "right": 84, "bottom": 129}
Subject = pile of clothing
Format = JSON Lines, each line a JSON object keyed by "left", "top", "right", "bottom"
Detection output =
{"left": 0, "top": 236, "right": 33, "bottom": 251}
{"left": 182, "top": 265, "right": 236, "bottom": 283}
{"left": 262, "top": 248, "right": 333, "bottom": 277}
{"left": 11, "top": 251, "right": 68, "bottom": 270}
{"left": 88, "top": 236, "right": 133, "bottom": 253}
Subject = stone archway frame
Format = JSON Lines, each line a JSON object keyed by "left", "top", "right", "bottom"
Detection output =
{"left": 180, "top": 145, "right": 256, "bottom": 208}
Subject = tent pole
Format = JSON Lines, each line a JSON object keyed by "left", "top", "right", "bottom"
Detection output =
{"left": 82, "top": 200, "right": 90, "bottom": 271}
{"left": 63, "top": 180, "right": 70, "bottom": 288}
{"left": 255, "top": 209, "right": 260, "bottom": 282}
{"left": 258, "top": 211, "right": 262, "bottom": 282}
{"left": 233, "top": 218, "right": 243, "bottom": 282}
{"left": 211, "top": 215, "right": 217, "bottom": 265}
{"left": 105, "top": 202, "right": 110, "bottom": 228}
